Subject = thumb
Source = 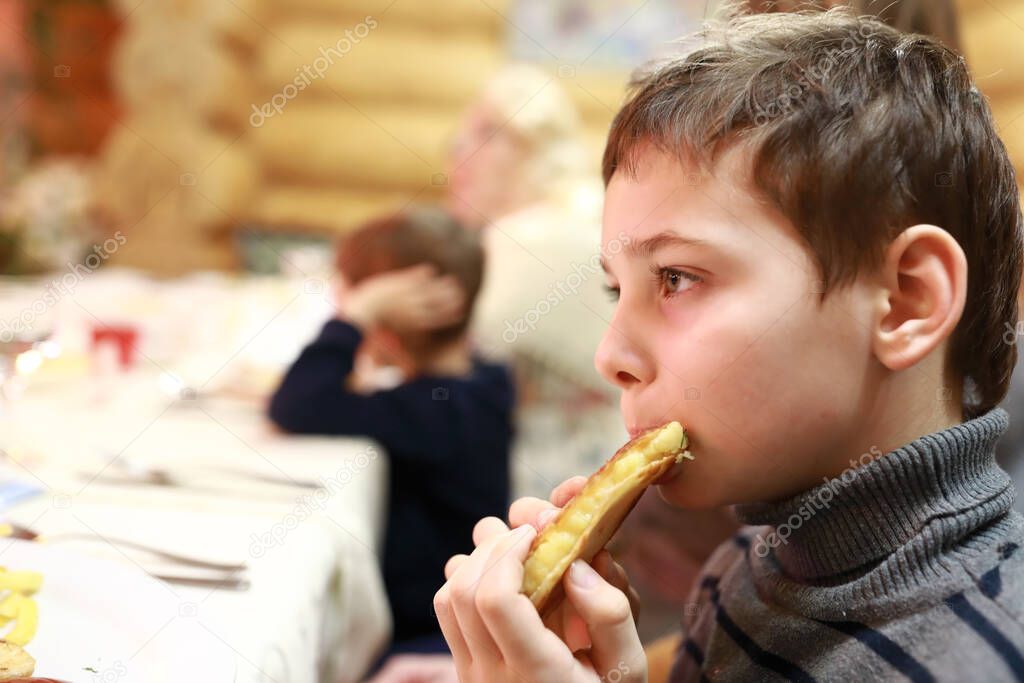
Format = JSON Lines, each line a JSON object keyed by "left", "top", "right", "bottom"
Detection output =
{"left": 564, "top": 559, "right": 645, "bottom": 679}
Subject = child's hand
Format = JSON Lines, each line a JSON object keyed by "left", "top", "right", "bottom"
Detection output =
{"left": 365, "top": 654, "right": 459, "bottom": 682}
{"left": 434, "top": 478, "right": 646, "bottom": 683}
{"left": 508, "top": 477, "right": 641, "bottom": 647}
{"left": 334, "top": 265, "right": 465, "bottom": 331}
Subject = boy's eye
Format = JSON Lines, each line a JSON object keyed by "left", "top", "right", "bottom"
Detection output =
{"left": 603, "top": 268, "right": 701, "bottom": 302}
{"left": 653, "top": 266, "right": 702, "bottom": 297}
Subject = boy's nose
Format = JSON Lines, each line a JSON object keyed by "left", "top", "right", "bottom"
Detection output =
{"left": 594, "top": 324, "right": 654, "bottom": 389}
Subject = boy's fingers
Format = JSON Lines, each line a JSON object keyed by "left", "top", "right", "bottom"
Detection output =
{"left": 394, "top": 268, "right": 448, "bottom": 300}
{"left": 366, "top": 654, "right": 455, "bottom": 683}
{"left": 375, "top": 265, "right": 434, "bottom": 293}
{"left": 551, "top": 476, "right": 588, "bottom": 507}
{"left": 421, "top": 282, "right": 464, "bottom": 307}
{"left": 404, "top": 286, "right": 464, "bottom": 330}
{"left": 426, "top": 289, "right": 464, "bottom": 311}
{"left": 472, "top": 516, "right": 509, "bottom": 547}
{"left": 563, "top": 559, "right": 646, "bottom": 679}
{"left": 474, "top": 525, "right": 577, "bottom": 682}
{"left": 508, "top": 496, "right": 558, "bottom": 530}
{"left": 560, "top": 607, "right": 592, "bottom": 653}
{"left": 433, "top": 584, "right": 471, "bottom": 672}
{"left": 404, "top": 309, "right": 460, "bottom": 333}
{"left": 401, "top": 263, "right": 438, "bottom": 280}
{"left": 423, "top": 301, "right": 464, "bottom": 328}
{"left": 594, "top": 550, "right": 640, "bottom": 624}
{"left": 444, "top": 554, "right": 468, "bottom": 579}
{"left": 445, "top": 514, "right": 508, "bottom": 664}
{"left": 447, "top": 529, "right": 507, "bottom": 664}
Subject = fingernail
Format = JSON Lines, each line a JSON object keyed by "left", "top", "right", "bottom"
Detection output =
{"left": 569, "top": 560, "right": 599, "bottom": 589}
{"left": 538, "top": 508, "right": 558, "bottom": 527}
{"left": 514, "top": 524, "right": 535, "bottom": 541}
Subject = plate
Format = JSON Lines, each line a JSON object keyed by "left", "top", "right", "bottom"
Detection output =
{"left": 0, "top": 539, "right": 236, "bottom": 682}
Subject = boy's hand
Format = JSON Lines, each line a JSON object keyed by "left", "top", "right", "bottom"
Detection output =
{"left": 334, "top": 265, "right": 465, "bottom": 332}
{"left": 508, "top": 477, "right": 641, "bottom": 646}
{"left": 434, "top": 477, "right": 646, "bottom": 683}
{"left": 365, "top": 654, "right": 459, "bottom": 682}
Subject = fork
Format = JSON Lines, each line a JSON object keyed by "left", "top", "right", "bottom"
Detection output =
{"left": 3, "top": 523, "right": 247, "bottom": 573}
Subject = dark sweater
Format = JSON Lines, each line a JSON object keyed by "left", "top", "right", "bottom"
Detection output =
{"left": 268, "top": 319, "right": 515, "bottom": 641}
{"left": 671, "top": 409, "right": 1024, "bottom": 682}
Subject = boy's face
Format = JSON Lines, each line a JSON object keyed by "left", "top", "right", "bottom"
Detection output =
{"left": 597, "top": 145, "right": 884, "bottom": 508}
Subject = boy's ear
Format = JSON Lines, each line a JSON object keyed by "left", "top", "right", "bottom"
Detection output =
{"left": 873, "top": 224, "right": 968, "bottom": 371}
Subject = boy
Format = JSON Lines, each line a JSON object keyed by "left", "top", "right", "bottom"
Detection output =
{"left": 434, "top": 8, "right": 1024, "bottom": 683}
{"left": 268, "top": 207, "right": 515, "bottom": 655}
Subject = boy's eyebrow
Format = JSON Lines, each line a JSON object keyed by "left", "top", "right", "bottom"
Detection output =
{"left": 629, "top": 232, "right": 709, "bottom": 257}
{"left": 600, "top": 231, "right": 711, "bottom": 273}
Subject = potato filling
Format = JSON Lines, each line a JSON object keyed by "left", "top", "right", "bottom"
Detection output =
{"left": 521, "top": 422, "right": 689, "bottom": 601}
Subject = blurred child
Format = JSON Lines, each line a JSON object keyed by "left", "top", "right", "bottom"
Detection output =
{"left": 269, "top": 207, "right": 515, "bottom": 660}
{"left": 435, "top": 8, "right": 1024, "bottom": 683}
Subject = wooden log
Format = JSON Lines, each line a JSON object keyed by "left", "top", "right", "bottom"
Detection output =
{"left": 241, "top": 184, "right": 444, "bottom": 235}
{"left": 111, "top": 18, "right": 251, "bottom": 123}
{"left": 24, "top": 1, "right": 121, "bottom": 89}
{"left": 256, "top": 23, "right": 500, "bottom": 107}
{"left": 96, "top": 118, "right": 258, "bottom": 231}
{"left": 262, "top": 0, "right": 507, "bottom": 35}
{"left": 110, "top": 0, "right": 268, "bottom": 48}
{"left": 27, "top": 91, "right": 119, "bottom": 155}
{"left": 248, "top": 101, "right": 451, "bottom": 189}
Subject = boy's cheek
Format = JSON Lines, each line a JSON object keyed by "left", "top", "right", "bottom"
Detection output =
{"left": 647, "top": 331, "right": 856, "bottom": 504}
{"left": 655, "top": 419, "right": 812, "bottom": 507}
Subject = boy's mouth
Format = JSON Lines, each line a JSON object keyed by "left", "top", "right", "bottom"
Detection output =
{"left": 628, "top": 423, "right": 690, "bottom": 485}
{"left": 628, "top": 424, "right": 660, "bottom": 439}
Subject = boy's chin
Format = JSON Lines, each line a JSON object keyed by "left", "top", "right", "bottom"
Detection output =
{"left": 655, "top": 477, "right": 731, "bottom": 510}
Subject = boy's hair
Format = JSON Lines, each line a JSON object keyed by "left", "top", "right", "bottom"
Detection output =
{"left": 749, "top": 1, "right": 962, "bottom": 53}
{"left": 336, "top": 206, "right": 484, "bottom": 358}
{"left": 602, "top": 8, "right": 1022, "bottom": 417}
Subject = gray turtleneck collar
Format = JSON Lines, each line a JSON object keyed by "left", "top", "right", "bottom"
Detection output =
{"left": 735, "top": 409, "right": 1014, "bottom": 583}
{"left": 671, "top": 409, "right": 1024, "bottom": 682}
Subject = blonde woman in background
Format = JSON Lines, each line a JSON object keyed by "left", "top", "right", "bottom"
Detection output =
{"left": 445, "top": 64, "right": 596, "bottom": 232}
{"left": 448, "top": 64, "right": 626, "bottom": 497}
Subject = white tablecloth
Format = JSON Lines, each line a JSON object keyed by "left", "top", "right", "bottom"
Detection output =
{"left": 0, "top": 272, "right": 392, "bottom": 682}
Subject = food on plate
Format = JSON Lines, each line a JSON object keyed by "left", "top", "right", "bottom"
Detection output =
{"left": 0, "top": 566, "right": 41, "bottom": 649}
{"left": 0, "top": 572, "right": 41, "bottom": 596}
{"left": 0, "top": 596, "right": 36, "bottom": 648}
{"left": 0, "top": 641, "right": 35, "bottom": 679}
{"left": 521, "top": 421, "right": 691, "bottom": 614}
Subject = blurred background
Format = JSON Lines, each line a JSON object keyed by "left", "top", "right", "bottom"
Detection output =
{"left": 0, "top": 0, "right": 714, "bottom": 274}
{"left": 0, "top": 1, "right": 1021, "bottom": 681}
{"left": 0, "top": 0, "right": 1020, "bottom": 275}
{"left": 0, "top": 0, "right": 1021, "bottom": 262}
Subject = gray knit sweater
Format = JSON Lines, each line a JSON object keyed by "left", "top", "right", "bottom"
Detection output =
{"left": 670, "top": 409, "right": 1024, "bottom": 682}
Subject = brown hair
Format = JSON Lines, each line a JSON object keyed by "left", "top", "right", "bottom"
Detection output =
{"left": 336, "top": 206, "right": 484, "bottom": 357}
{"left": 749, "top": 0, "right": 961, "bottom": 53}
{"left": 602, "top": 8, "right": 1022, "bottom": 417}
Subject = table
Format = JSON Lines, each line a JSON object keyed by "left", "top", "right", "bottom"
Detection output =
{"left": 0, "top": 271, "right": 392, "bottom": 682}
